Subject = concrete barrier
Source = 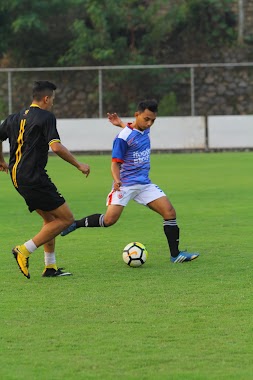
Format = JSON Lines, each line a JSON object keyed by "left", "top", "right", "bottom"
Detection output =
{"left": 1, "top": 115, "right": 253, "bottom": 153}
{"left": 208, "top": 115, "right": 253, "bottom": 149}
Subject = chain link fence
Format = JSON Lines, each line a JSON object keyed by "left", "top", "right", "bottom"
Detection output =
{"left": 1, "top": 63, "right": 253, "bottom": 119}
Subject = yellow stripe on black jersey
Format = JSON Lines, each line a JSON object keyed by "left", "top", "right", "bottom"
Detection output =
{"left": 12, "top": 118, "right": 26, "bottom": 188}
{"left": 49, "top": 139, "right": 61, "bottom": 146}
{"left": 7, "top": 105, "right": 60, "bottom": 187}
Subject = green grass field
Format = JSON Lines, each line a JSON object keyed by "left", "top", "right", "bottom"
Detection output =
{"left": 0, "top": 152, "right": 252, "bottom": 380}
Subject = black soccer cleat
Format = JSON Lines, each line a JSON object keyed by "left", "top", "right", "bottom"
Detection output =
{"left": 42, "top": 267, "right": 72, "bottom": 277}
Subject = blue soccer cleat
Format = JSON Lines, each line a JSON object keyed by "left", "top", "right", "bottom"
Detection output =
{"left": 61, "top": 222, "right": 77, "bottom": 236}
{"left": 171, "top": 251, "right": 199, "bottom": 263}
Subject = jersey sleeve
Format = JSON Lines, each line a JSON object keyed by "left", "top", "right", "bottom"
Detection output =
{"left": 42, "top": 113, "right": 61, "bottom": 146}
{"left": 112, "top": 137, "right": 128, "bottom": 163}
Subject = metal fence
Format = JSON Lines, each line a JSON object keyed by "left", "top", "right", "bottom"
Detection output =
{"left": 1, "top": 63, "right": 253, "bottom": 118}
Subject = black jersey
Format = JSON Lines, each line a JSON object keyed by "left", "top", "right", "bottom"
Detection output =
{"left": 0, "top": 104, "right": 61, "bottom": 187}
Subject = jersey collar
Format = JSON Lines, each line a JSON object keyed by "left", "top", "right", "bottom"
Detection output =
{"left": 30, "top": 103, "right": 41, "bottom": 108}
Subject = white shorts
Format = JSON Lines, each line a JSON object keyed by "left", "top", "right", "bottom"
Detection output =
{"left": 106, "top": 183, "right": 166, "bottom": 207}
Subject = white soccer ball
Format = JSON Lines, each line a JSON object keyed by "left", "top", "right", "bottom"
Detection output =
{"left": 122, "top": 242, "right": 148, "bottom": 267}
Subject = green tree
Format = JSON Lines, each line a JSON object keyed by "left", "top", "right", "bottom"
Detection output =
{"left": 168, "top": 0, "right": 236, "bottom": 48}
{"left": 59, "top": 0, "right": 170, "bottom": 66}
{"left": 0, "top": 0, "right": 238, "bottom": 68}
{"left": 0, "top": 0, "right": 79, "bottom": 66}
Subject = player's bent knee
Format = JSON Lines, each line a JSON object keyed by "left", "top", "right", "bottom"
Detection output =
{"left": 164, "top": 208, "right": 176, "bottom": 220}
{"left": 103, "top": 216, "right": 118, "bottom": 226}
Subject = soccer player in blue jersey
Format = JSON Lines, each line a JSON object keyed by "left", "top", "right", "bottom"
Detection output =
{"left": 61, "top": 99, "right": 199, "bottom": 263}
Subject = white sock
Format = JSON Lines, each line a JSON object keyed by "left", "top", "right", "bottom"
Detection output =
{"left": 44, "top": 252, "right": 56, "bottom": 266}
{"left": 24, "top": 239, "right": 37, "bottom": 253}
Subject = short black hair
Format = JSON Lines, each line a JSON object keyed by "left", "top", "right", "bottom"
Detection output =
{"left": 32, "top": 81, "right": 57, "bottom": 101}
{"left": 137, "top": 99, "right": 158, "bottom": 113}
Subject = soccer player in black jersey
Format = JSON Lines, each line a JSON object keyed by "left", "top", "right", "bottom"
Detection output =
{"left": 0, "top": 80, "right": 90, "bottom": 279}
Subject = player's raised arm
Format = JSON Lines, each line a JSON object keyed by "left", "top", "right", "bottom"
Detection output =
{"left": 107, "top": 113, "right": 126, "bottom": 128}
{"left": 111, "top": 161, "right": 122, "bottom": 191}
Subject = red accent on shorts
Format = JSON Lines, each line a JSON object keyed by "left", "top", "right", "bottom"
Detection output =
{"left": 107, "top": 190, "right": 114, "bottom": 205}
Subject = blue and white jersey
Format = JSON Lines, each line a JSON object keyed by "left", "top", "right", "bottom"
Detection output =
{"left": 112, "top": 124, "right": 151, "bottom": 186}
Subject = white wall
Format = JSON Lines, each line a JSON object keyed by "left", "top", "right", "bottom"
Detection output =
{"left": 57, "top": 116, "right": 206, "bottom": 151}
{"left": 2, "top": 115, "right": 253, "bottom": 153}
{"left": 57, "top": 118, "right": 120, "bottom": 151}
{"left": 208, "top": 115, "right": 253, "bottom": 149}
{"left": 2, "top": 139, "right": 9, "bottom": 153}
{"left": 151, "top": 117, "right": 205, "bottom": 149}
{"left": 1, "top": 116, "right": 206, "bottom": 153}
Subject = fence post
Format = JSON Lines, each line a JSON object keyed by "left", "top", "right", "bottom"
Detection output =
{"left": 190, "top": 66, "right": 195, "bottom": 116}
{"left": 7, "top": 71, "right": 12, "bottom": 115}
{"left": 98, "top": 69, "right": 103, "bottom": 118}
{"left": 238, "top": 0, "right": 244, "bottom": 44}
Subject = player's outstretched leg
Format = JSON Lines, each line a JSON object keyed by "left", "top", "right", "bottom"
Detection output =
{"left": 12, "top": 245, "right": 30, "bottom": 279}
{"left": 60, "top": 222, "right": 77, "bottom": 236}
{"left": 61, "top": 214, "right": 105, "bottom": 236}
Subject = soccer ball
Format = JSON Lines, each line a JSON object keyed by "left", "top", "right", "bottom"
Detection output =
{"left": 122, "top": 242, "right": 148, "bottom": 267}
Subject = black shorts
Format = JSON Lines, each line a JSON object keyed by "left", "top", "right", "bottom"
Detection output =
{"left": 16, "top": 180, "right": 65, "bottom": 213}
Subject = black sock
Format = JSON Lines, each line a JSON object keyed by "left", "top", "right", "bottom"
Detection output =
{"left": 163, "top": 219, "right": 180, "bottom": 257}
{"left": 76, "top": 214, "right": 107, "bottom": 228}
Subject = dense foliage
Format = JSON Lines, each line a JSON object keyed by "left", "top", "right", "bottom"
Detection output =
{"left": 0, "top": 0, "right": 238, "bottom": 67}
{"left": 0, "top": 0, "right": 246, "bottom": 117}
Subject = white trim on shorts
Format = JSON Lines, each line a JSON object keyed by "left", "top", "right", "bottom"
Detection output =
{"left": 106, "top": 183, "right": 166, "bottom": 207}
